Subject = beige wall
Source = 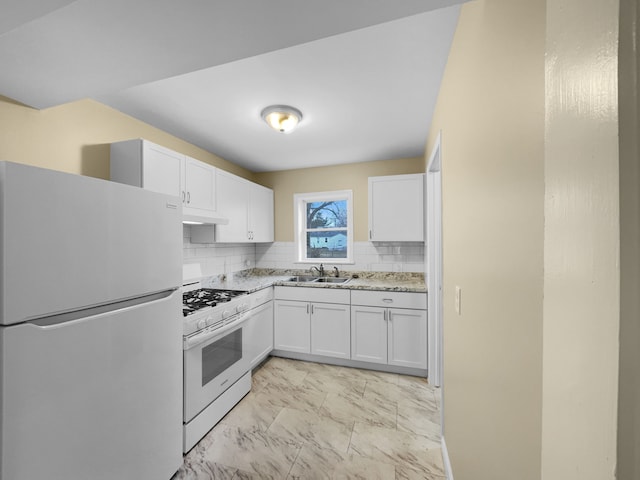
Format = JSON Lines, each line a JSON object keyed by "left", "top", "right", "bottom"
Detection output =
{"left": 254, "top": 157, "right": 424, "bottom": 242}
{"left": 427, "top": 0, "right": 623, "bottom": 478}
{"left": 0, "top": 96, "right": 254, "bottom": 180}
{"left": 425, "top": 1, "right": 545, "bottom": 478}
{"left": 541, "top": 0, "right": 620, "bottom": 478}
{"left": 617, "top": 0, "right": 640, "bottom": 477}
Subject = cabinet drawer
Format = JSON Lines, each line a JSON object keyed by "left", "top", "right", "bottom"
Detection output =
{"left": 350, "top": 290, "right": 426, "bottom": 310}
{"left": 274, "top": 286, "right": 350, "bottom": 304}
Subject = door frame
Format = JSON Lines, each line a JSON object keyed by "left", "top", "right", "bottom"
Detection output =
{"left": 426, "top": 132, "right": 443, "bottom": 387}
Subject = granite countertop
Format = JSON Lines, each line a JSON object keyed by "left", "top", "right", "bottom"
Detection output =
{"left": 202, "top": 268, "right": 426, "bottom": 293}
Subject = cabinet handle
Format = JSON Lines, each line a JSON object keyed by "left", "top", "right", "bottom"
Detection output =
{"left": 187, "top": 191, "right": 191, "bottom": 204}
{"left": 384, "top": 310, "right": 387, "bottom": 321}
{"left": 307, "top": 304, "right": 310, "bottom": 314}
{"left": 382, "top": 298, "right": 393, "bottom": 303}
{"left": 182, "top": 191, "right": 186, "bottom": 203}
{"left": 369, "top": 230, "right": 372, "bottom": 239}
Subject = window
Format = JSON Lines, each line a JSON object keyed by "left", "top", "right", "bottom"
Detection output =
{"left": 294, "top": 190, "right": 353, "bottom": 264}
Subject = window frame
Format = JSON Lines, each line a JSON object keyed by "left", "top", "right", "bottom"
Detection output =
{"left": 293, "top": 190, "right": 354, "bottom": 264}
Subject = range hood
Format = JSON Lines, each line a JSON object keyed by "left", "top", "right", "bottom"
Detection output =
{"left": 182, "top": 212, "right": 228, "bottom": 225}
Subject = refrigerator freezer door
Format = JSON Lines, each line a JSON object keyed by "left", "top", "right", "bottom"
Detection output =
{"left": 0, "top": 161, "right": 182, "bottom": 325}
{"left": 0, "top": 290, "right": 183, "bottom": 480}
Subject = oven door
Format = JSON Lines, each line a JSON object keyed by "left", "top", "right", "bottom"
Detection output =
{"left": 183, "top": 313, "right": 250, "bottom": 423}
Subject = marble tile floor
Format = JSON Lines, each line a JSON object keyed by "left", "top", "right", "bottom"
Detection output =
{"left": 172, "top": 357, "right": 443, "bottom": 480}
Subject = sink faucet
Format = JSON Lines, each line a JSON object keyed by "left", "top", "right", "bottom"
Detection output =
{"left": 333, "top": 266, "right": 340, "bottom": 277}
{"left": 310, "top": 263, "right": 325, "bottom": 277}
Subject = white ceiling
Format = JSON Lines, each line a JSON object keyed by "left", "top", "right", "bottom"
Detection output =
{"left": 0, "top": 1, "right": 466, "bottom": 172}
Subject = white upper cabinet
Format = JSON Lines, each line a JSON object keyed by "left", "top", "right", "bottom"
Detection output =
{"left": 215, "top": 170, "right": 250, "bottom": 242}
{"left": 183, "top": 156, "right": 216, "bottom": 214}
{"left": 110, "top": 139, "right": 217, "bottom": 218}
{"left": 216, "top": 170, "right": 274, "bottom": 243}
{"left": 138, "top": 141, "right": 183, "bottom": 198}
{"left": 368, "top": 173, "right": 425, "bottom": 242}
{"left": 249, "top": 183, "right": 274, "bottom": 243}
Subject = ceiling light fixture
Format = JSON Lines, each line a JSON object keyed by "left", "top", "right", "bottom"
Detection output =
{"left": 261, "top": 105, "right": 303, "bottom": 134}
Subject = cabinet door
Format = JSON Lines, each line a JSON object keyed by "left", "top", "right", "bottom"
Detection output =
{"left": 245, "top": 301, "right": 274, "bottom": 369}
{"left": 184, "top": 156, "right": 216, "bottom": 213}
{"left": 311, "top": 303, "right": 350, "bottom": 359}
{"left": 273, "top": 300, "right": 310, "bottom": 353}
{"left": 141, "top": 141, "right": 183, "bottom": 198}
{"left": 388, "top": 308, "right": 427, "bottom": 369}
{"left": 249, "top": 184, "right": 274, "bottom": 242}
{"left": 350, "top": 305, "right": 387, "bottom": 364}
{"left": 368, "top": 174, "right": 424, "bottom": 241}
{"left": 216, "top": 170, "right": 250, "bottom": 242}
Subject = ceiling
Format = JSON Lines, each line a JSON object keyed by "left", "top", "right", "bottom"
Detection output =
{"left": 0, "top": 0, "right": 466, "bottom": 172}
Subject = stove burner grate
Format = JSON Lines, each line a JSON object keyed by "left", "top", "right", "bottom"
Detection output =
{"left": 182, "top": 288, "right": 247, "bottom": 317}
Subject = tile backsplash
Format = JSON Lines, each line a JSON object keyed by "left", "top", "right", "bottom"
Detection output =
{"left": 255, "top": 242, "right": 424, "bottom": 273}
{"left": 183, "top": 226, "right": 424, "bottom": 277}
{"left": 183, "top": 226, "right": 256, "bottom": 277}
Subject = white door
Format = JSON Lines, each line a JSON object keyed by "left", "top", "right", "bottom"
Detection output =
{"left": 246, "top": 301, "right": 274, "bottom": 368}
{"left": 311, "top": 303, "right": 350, "bottom": 359}
{"left": 142, "top": 140, "right": 184, "bottom": 198}
{"left": 0, "top": 291, "right": 183, "bottom": 480}
{"left": 184, "top": 156, "right": 216, "bottom": 213}
{"left": 427, "top": 132, "right": 444, "bottom": 387}
{"left": 350, "top": 305, "right": 387, "bottom": 364}
{"left": 249, "top": 184, "right": 274, "bottom": 242}
{"left": 273, "top": 300, "right": 310, "bottom": 353}
{"left": 216, "top": 170, "right": 250, "bottom": 242}
{"left": 369, "top": 174, "right": 424, "bottom": 241}
{"left": 0, "top": 162, "right": 182, "bottom": 326}
{"left": 388, "top": 308, "right": 428, "bottom": 369}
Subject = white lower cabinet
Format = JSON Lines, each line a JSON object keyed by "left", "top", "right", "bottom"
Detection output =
{"left": 246, "top": 301, "right": 274, "bottom": 369}
{"left": 274, "top": 286, "right": 351, "bottom": 359}
{"left": 273, "top": 300, "right": 350, "bottom": 358}
{"left": 351, "top": 290, "right": 427, "bottom": 370}
{"left": 387, "top": 308, "right": 427, "bottom": 369}
{"left": 273, "top": 300, "right": 311, "bottom": 354}
{"left": 272, "top": 286, "right": 427, "bottom": 372}
{"left": 310, "top": 303, "right": 350, "bottom": 359}
{"left": 350, "top": 305, "right": 388, "bottom": 364}
{"left": 351, "top": 305, "right": 427, "bottom": 369}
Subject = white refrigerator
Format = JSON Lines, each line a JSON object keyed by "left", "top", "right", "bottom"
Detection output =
{"left": 0, "top": 161, "right": 183, "bottom": 480}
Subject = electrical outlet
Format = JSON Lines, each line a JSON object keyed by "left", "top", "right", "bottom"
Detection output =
{"left": 455, "top": 286, "right": 461, "bottom": 315}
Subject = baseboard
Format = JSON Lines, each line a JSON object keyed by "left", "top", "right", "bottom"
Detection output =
{"left": 442, "top": 436, "right": 454, "bottom": 480}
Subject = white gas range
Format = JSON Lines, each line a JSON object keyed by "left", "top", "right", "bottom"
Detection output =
{"left": 181, "top": 266, "right": 271, "bottom": 453}
{"left": 182, "top": 284, "right": 249, "bottom": 336}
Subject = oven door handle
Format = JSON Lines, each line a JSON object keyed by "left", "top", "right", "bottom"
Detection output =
{"left": 184, "top": 312, "right": 250, "bottom": 350}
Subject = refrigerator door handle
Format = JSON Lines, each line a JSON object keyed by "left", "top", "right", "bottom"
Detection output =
{"left": 29, "top": 289, "right": 177, "bottom": 328}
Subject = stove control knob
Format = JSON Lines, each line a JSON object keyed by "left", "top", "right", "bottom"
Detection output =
{"left": 197, "top": 319, "right": 207, "bottom": 330}
{"left": 206, "top": 315, "right": 213, "bottom": 325}
{"left": 222, "top": 310, "right": 230, "bottom": 319}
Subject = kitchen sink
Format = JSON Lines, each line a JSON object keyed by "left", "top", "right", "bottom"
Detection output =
{"left": 286, "top": 275, "right": 319, "bottom": 283}
{"left": 283, "top": 275, "right": 350, "bottom": 284}
{"left": 314, "top": 277, "right": 350, "bottom": 284}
